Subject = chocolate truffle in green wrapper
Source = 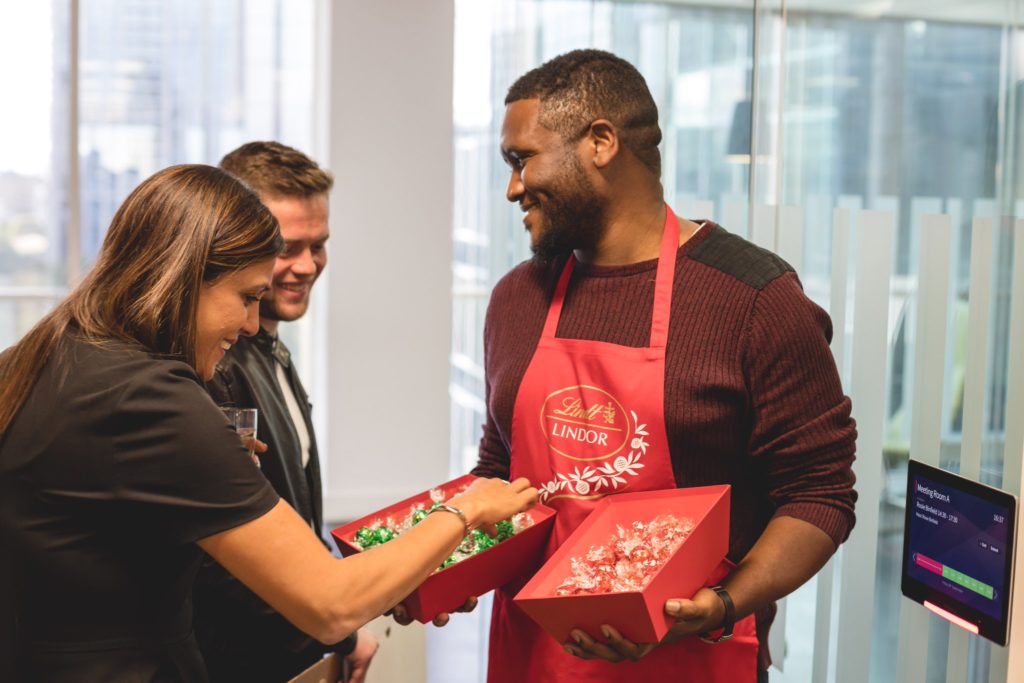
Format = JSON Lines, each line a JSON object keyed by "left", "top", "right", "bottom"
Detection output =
{"left": 350, "top": 487, "right": 536, "bottom": 572}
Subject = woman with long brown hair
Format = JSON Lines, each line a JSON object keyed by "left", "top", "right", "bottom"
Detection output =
{"left": 0, "top": 165, "right": 537, "bottom": 682}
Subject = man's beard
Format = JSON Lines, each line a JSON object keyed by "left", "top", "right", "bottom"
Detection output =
{"left": 530, "top": 157, "right": 606, "bottom": 266}
{"left": 259, "top": 297, "right": 284, "bottom": 322}
{"left": 259, "top": 295, "right": 306, "bottom": 323}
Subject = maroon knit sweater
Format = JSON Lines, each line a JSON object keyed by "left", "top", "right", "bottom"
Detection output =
{"left": 472, "top": 223, "right": 857, "bottom": 655}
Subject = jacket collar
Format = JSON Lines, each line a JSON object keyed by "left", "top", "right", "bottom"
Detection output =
{"left": 252, "top": 326, "right": 291, "bottom": 368}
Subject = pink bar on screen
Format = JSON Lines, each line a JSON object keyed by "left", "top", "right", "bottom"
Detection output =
{"left": 915, "top": 553, "right": 944, "bottom": 576}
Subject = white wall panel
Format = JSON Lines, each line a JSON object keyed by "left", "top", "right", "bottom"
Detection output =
{"left": 324, "top": 0, "right": 455, "bottom": 523}
{"left": 323, "top": 4, "right": 454, "bottom": 681}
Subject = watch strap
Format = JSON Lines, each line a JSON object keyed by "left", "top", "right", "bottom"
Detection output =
{"left": 699, "top": 585, "right": 735, "bottom": 643}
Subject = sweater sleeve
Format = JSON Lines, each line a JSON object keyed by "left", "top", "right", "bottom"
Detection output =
{"left": 471, "top": 296, "right": 513, "bottom": 480}
{"left": 743, "top": 272, "right": 858, "bottom": 546}
{"left": 473, "top": 416, "right": 511, "bottom": 479}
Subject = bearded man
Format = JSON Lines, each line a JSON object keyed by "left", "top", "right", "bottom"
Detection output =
{"left": 471, "top": 49, "right": 858, "bottom": 683}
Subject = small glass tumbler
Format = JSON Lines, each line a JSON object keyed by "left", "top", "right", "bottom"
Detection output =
{"left": 221, "top": 407, "right": 259, "bottom": 467}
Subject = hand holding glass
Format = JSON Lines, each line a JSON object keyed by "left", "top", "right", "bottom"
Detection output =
{"left": 221, "top": 408, "right": 259, "bottom": 467}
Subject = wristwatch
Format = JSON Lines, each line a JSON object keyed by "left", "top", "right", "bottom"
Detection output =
{"left": 698, "top": 585, "right": 735, "bottom": 643}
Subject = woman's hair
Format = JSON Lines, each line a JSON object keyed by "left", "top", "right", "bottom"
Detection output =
{"left": 0, "top": 164, "right": 282, "bottom": 436}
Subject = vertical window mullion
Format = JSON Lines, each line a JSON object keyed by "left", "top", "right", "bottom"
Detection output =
{"left": 67, "top": 0, "right": 81, "bottom": 288}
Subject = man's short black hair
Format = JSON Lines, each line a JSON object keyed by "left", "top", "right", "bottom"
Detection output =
{"left": 505, "top": 49, "right": 662, "bottom": 177}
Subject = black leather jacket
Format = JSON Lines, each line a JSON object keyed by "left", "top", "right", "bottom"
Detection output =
{"left": 193, "top": 328, "right": 354, "bottom": 682}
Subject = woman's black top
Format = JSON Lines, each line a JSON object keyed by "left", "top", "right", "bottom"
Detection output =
{"left": 0, "top": 333, "right": 279, "bottom": 682}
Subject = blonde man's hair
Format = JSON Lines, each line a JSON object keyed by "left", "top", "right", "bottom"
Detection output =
{"left": 219, "top": 141, "right": 333, "bottom": 199}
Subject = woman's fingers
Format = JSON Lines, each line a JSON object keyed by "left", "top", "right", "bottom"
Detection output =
{"left": 452, "top": 477, "right": 538, "bottom": 528}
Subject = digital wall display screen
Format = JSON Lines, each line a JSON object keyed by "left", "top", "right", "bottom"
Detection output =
{"left": 901, "top": 460, "right": 1016, "bottom": 645}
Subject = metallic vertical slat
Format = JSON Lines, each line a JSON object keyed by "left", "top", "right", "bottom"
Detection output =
{"left": 752, "top": 203, "right": 776, "bottom": 251}
{"left": 894, "top": 214, "right": 953, "bottom": 683}
{"left": 811, "top": 558, "right": 835, "bottom": 683}
{"left": 770, "top": 205, "right": 803, "bottom": 675}
{"left": 828, "top": 208, "right": 851, "bottom": 378}
{"left": 945, "top": 217, "right": 995, "bottom": 683}
{"left": 994, "top": 219, "right": 1024, "bottom": 683}
{"left": 906, "top": 199, "right": 944, "bottom": 345}
{"left": 811, "top": 207, "right": 852, "bottom": 683}
{"left": 67, "top": 0, "right": 81, "bottom": 286}
{"left": 747, "top": 0, "right": 762, "bottom": 235}
{"left": 974, "top": 198, "right": 997, "bottom": 219}
{"left": 958, "top": 218, "right": 995, "bottom": 482}
{"left": 723, "top": 199, "right": 748, "bottom": 239}
{"left": 910, "top": 197, "right": 943, "bottom": 233}
{"left": 660, "top": 16, "right": 680, "bottom": 208}
{"left": 950, "top": 216, "right": 989, "bottom": 683}
{"left": 945, "top": 198, "right": 963, "bottom": 230}
{"left": 771, "top": 0, "right": 788, "bottom": 227}
{"left": 835, "top": 210, "right": 894, "bottom": 683}
{"left": 776, "top": 205, "right": 803, "bottom": 273}
{"left": 310, "top": 0, "right": 332, "bottom": 478}
{"left": 945, "top": 629, "right": 968, "bottom": 681}
{"left": 771, "top": 590, "right": 787, "bottom": 676}
{"left": 998, "top": 220, "right": 1024, "bottom": 517}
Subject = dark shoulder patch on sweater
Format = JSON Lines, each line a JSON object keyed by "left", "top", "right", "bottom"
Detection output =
{"left": 688, "top": 226, "right": 794, "bottom": 290}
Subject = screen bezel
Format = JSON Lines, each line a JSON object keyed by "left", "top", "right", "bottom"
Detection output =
{"left": 901, "top": 459, "right": 1017, "bottom": 646}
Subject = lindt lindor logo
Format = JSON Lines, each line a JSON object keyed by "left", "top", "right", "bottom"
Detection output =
{"left": 541, "top": 385, "right": 632, "bottom": 461}
{"left": 551, "top": 397, "right": 617, "bottom": 424}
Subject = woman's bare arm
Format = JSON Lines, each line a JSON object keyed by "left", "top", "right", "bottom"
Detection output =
{"left": 198, "top": 477, "right": 537, "bottom": 644}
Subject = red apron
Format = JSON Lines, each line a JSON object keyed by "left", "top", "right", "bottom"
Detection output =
{"left": 487, "top": 207, "right": 759, "bottom": 682}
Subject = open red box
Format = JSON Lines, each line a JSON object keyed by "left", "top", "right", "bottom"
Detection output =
{"left": 513, "top": 485, "right": 730, "bottom": 644}
{"left": 331, "top": 474, "right": 556, "bottom": 623}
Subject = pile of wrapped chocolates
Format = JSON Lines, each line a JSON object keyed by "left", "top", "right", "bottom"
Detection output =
{"left": 554, "top": 514, "right": 694, "bottom": 596}
{"left": 353, "top": 487, "right": 534, "bottom": 571}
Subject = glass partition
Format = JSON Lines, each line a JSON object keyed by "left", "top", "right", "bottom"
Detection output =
{"left": 445, "top": 2, "right": 1024, "bottom": 681}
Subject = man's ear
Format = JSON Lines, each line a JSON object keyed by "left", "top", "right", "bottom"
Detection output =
{"left": 586, "top": 119, "right": 620, "bottom": 169}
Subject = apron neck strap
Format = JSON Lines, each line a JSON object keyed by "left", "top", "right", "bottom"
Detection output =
{"left": 651, "top": 207, "right": 680, "bottom": 348}
{"left": 541, "top": 205, "right": 680, "bottom": 348}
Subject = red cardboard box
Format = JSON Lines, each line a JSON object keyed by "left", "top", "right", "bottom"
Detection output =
{"left": 331, "top": 474, "right": 556, "bottom": 623}
{"left": 513, "top": 485, "right": 730, "bottom": 644}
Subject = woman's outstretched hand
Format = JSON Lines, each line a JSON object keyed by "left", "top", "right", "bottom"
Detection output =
{"left": 388, "top": 476, "right": 538, "bottom": 627}
{"left": 449, "top": 477, "right": 539, "bottom": 537}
